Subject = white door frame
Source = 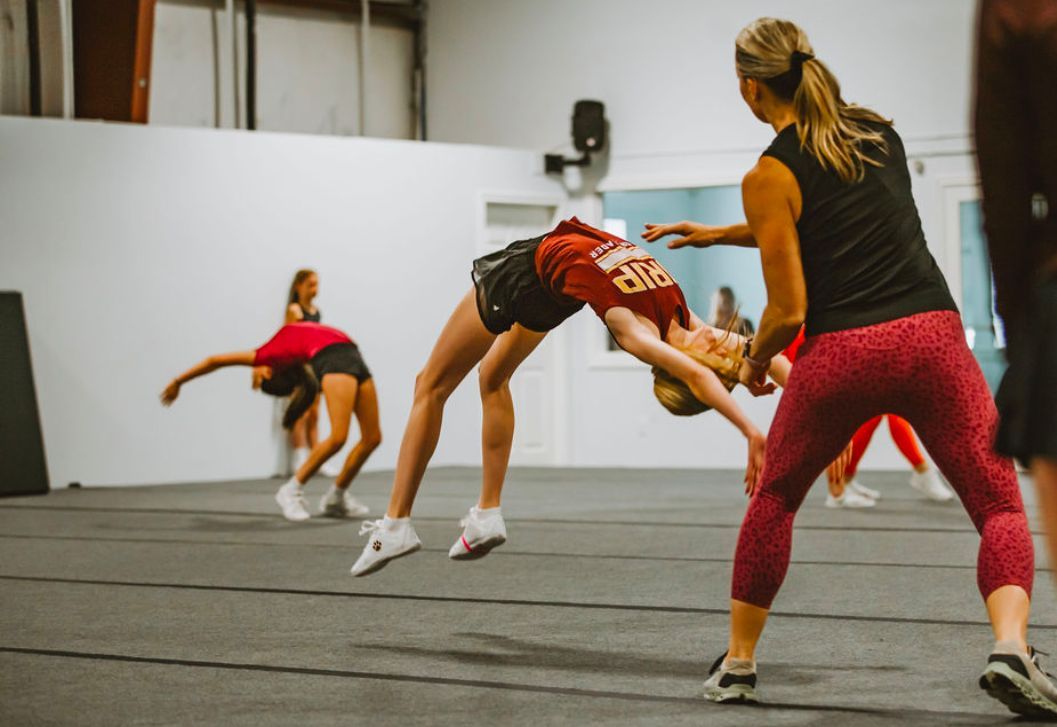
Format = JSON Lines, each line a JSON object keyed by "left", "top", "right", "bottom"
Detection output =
{"left": 938, "top": 176, "right": 981, "bottom": 309}
{"left": 477, "top": 191, "right": 569, "bottom": 465}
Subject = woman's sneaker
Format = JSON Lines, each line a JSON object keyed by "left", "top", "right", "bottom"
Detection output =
{"left": 350, "top": 518, "right": 421, "bottom": 577}
{"left": 319, "top": 486, "right": 369, "bottom": 518}
{"left": 825, "top": 489, "right": 876, "bottom": 509}
{"left": 703, "top": 652, "right": 758, "bottom": 704}
{"left": 448, "top": 506, "right": 507, "bottom": 560}
{"left": 275, "top": 480, "right": 311, "bottom": 522}
{"left": 980, "top": 641, "right": 1057, "bottom": 718}
{"left": 848, "top": 479, "right": 881, "bottom": 499}
{"left": 320, "top": 462, "right": 342, "bottom": 478}
{"left": 910, "top": 469, "right": 955, "bottom": 502}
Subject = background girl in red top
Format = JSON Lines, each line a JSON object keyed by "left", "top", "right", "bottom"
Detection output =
{"left": 161, "top": 321, "right": 381, "bottom": 522}
{"left": 350, "top": 217, "right": 792, "bottom": 577}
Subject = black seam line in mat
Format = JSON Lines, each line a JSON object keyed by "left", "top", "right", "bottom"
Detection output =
{"left": 4, "top": 575, "right": 1055, "bottom": 631}
{"left": 0, "top": 505, "right": 1023, "bottom": 535}
{"left": 0, "top": 533, "right": 1001, "bottom": 572}
{"left": 0, "top": 647, "right": 1021, "bottom": 723}
{"left": 0, "top": 647, "right": 899, "bottom": 716}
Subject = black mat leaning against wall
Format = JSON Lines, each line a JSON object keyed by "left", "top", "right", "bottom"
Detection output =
{"left": 0, "top": 292, "right": 49, "bottom": 497}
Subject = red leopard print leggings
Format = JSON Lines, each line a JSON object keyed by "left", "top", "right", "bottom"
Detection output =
{"left": 732, "top": 310, "right": 1033, "bottom": 608}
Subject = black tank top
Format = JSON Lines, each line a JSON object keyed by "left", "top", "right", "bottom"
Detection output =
{"left": 762, "top": 122, "right": 957, "bottom": 335}
{"left": 295, "top": 303, "right": 321, "bottom": 323}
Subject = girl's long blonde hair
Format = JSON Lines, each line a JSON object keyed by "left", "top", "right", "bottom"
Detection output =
{"left": 652, "top": 325, "right": 742, "bottom": 417}
{"left": 736, "top": 17, "right": 892, "bottom": 183}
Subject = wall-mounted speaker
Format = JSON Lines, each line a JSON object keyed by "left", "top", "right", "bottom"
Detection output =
{"left": 572, "top": 100, "right": 606, "bottom": 153}
{"left": 545, "top": 99, "right": 607, "bottom": 174}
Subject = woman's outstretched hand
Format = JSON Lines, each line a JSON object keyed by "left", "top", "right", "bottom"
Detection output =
{"left": 160, "top": 380, "right": 181, "bottom": 406}
{"left": 745, "top": 430, "right": 767, "bottom": 496}
{"left": 641, "top": 221, "right": 723, "bottom": 249}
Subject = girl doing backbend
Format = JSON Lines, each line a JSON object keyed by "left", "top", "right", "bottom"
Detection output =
{"left": 350, "top": 217, "right": 793, "bottom": 577}
{"left": 162, "top": 321, "right": 381, "bottom": 521}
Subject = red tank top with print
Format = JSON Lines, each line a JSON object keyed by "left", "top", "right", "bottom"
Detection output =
{"left": 534, "top": 218, "right": 687, "bottom": 339}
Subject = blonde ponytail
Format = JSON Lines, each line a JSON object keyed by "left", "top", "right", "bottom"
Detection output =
{"left": 736, "top": 18, "right": 892, "bottom": 183}
{"left": 652, "top": 327, "right": 742, "bottom": 417}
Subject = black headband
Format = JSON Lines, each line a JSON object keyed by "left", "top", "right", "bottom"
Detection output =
{"left": 790, "top": 50, "right": 815, "bottom": 70}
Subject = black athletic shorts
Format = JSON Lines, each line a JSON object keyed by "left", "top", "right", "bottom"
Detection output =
{"left": 471, "top": 234, "right": 584, "bottom": 334}
{"left": 995, "top": 278, "right": 1057, "bottom": 463}
{"left": 310, "top": 343, "right": 372, "bottom": 383}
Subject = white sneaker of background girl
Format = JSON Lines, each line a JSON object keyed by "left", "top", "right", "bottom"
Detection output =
{"left": 275, "top": 479, "right": 311, "bottom": 521}
{"left": 825, "top": 489, "right": 876, "bottom": 509}
{"left": 848, "top": 479, "right": 881, "bottom": 499}
{"left": 910, "top": 469, "right": 955, "bottom": 502}
{"left": 319, "top": 486, "right": 369, "bottom": 518}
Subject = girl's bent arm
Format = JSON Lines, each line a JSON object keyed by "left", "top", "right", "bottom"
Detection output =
{"left": 608, "top": 311, "right": 761, "bottom": 438}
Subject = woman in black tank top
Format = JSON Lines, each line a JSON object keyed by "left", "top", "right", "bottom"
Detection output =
{"left": 645, "top": 17, "right": 1053, "bottom": 716}
{"left": 287, "top": 270, "right": 322, "bottom": 323}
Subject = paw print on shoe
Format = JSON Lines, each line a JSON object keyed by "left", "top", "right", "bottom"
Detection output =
{"left": 372, "top": 540, "right": 382, "bottom": 552}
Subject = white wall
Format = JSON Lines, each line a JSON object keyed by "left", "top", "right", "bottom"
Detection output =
{"left": 427, "top": 0, "right": 975, "bottom": 158}
{"left": 0, "top": 117, "right": 564, "bottom": 486}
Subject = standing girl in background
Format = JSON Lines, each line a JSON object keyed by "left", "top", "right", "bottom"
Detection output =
{"left": 708, "top": 286, "right": 756, "bottom": 337}
{"left": 285, "top": 270, "right": 337, "bottom": 477}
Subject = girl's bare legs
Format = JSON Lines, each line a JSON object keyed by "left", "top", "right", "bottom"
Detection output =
{"left": 290, "top": 399, "right": 319, "bottom": 448}
{"left": 1034, "top": 458, "right": 1057, "bottom": 587}
{"left": 335, "top": 378, "right": 382, "bottom": 490}
{"left": 386, "top": 291, "right": 497, "bottom": 518}
{"left": 289, "top": 399, "right": 320, "bottom": 475}
{"left": 306, "top": 400, "right": 320, "bottom": 448}
{"left": 477, "top": 325, "right": 547, "bottom": 509}
{"left": 294, "top": 374, "right": 356, "bottom": 483}
{"left": 291, "top": 415, "right": 308, "bottom": 450}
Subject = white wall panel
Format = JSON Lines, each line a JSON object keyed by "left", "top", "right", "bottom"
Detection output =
{"left": 0, "top": 117, "right": 564, "bottom": 486}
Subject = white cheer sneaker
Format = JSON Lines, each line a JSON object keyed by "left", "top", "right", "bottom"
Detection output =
{"left": 275, "top": 480, "right": 311, "bottom": 522}
{"left": 350, "top": 518, "right": 422, "bottom": 577}
{"left": 910, "top": 469, "right": 955, "bottom": 502}
{"left": 319, "top": 486, "right": 369, "bottom": 518}
{"left": 448, "top": 506, "right": 507, "bottom": 560}
{"left": 825, "top": 489, "right": 876, "bottom": 509}
{"left": 847, "top": 479, "right": 881, "bottom": 500}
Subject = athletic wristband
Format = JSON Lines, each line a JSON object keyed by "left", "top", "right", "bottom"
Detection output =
{"left": 742, "top": 339, "right": 770, "bottom": 371}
